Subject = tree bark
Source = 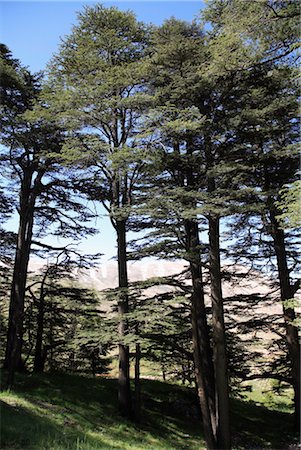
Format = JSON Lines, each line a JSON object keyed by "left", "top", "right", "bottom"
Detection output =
{"left": 5, "top": 173, "right": 35, "bottom": 388}
{"left": 182, "top": 139, "right": 217, "bottom": 448}
{"left": 134, "top": 342, "right": 141, "bottom": 422}
{"left": 185, "top": 218, "right": 217, "bottom": 449}
{"left": 33, "top": 273, "right": 47, "bottom": 373}
{"left": 203, "top": 128, "right": 231, "bottom": 448}
{"left": 269, "top": 210, "right": 300, "bottom": 430}
{"left": 116, "top": 219, "right": 132, "bottom": 418}
{"left": 33, "top": 302, "right": 46, "bottom": 373}
{"left": 191, "top": 293, "right": 217, "bottom": 449}
{"left": 209, "top": 216, "right": 231, "bottom": 449}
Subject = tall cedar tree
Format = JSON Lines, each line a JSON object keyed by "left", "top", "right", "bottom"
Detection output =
{"left": 203, "top": 0, "right": 300, "bottom": 431}
{"left": 232, "top": 65, "right": 300, "bottom": 428}
{"left": 203, "top": 2, "right": 301, "bottom": 420}
{"left": 47, "top": 5, "right": 150, "bottom": 418}
{"left": 204, "top": 59, "right": 300, "bottom": 428}
{"left": 0, "top": 46, "right": 94, "bottom": 387}
{"left": 140, "top": 19, "right": 233, "bottom": 448}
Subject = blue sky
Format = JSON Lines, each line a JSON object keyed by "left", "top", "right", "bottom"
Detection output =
{"left": 1, "top": 1, "right": 205, "bottom": 260}
{"left": 1, "top": 1, "right": 204, "bottom": 72}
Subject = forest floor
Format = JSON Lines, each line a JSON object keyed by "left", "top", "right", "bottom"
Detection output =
{"left": 0, "top": 371, "right": 299, "bottom": 450}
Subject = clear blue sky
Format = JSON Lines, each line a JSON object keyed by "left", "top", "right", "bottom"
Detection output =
{"left": 1, "top": 1, "right": 204, "bottom": 72}
{"left": 1, "top": 1, "right": 205, "bottom": 260}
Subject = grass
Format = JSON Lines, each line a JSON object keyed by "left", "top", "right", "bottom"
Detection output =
{"left": 0, "top": 372, "right": 203, "bottom": 450}
{"left": 240, "top": 379, "right": 294, "bottom": 413}
{"left": 0, "top": 371, "right": 299, "bottom": 449}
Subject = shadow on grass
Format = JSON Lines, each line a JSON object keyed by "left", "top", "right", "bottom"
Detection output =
{"left": 2, "top": 373, "right": 203, "bottom": 449}
{"left": 1, "top": 371, "right": 298, "bottom": 450}
{"left": 139, "top": 380, "right": 203, "bottom": 449}
{"left": 231, "top": 397, "right": 297, "bottom": 449}
{"left": 16, "top": 372, "right": 118, "bottom": 407}
{"left": 13, "top": 372, "right": 119, "bottom": 427}
{"left": 0, "top": 400, "right": 122, "bottom": 449}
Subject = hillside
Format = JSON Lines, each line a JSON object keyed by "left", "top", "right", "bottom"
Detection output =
{"left": 0, "top": 371, "right": 298, "bottom": 450}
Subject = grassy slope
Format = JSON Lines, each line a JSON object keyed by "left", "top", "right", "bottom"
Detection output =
{"left": 0, "top": 372, "right": 298, "bottom": 450}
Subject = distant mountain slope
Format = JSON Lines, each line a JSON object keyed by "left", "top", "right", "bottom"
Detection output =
{"left": 76, "top": 259, "right": 187, "bottom": 291}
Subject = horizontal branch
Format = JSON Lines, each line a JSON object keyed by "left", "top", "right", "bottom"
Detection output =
{"left": 31, "top": 240, "right": 73, "bottom": 251}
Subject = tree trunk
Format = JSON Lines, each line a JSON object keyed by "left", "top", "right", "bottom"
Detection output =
{"left": 116, "top": 219, "right": 132, "bottom": 418}
{"left": 269, "top": 210, "right": 300, "bottom": 430}
{"left": 134, "top": 342, "right": 141, "bottom": 422}
{"left": 185, "top": 219, "right": 217, "bottom": 449}
{"left": 191, "top": 293, "right": 217, "bottom": 449}
{"left": 33, "top": 285, "right": 46, "bottom": 373}
{"left": 49, "top": 306, "right": 54, "bottom": 372}
{"left": 182, "top": 138, "right": 217, "bottom": 448}
{"left": 5, "top": 177, "right": 35, "bottom": 388}
{"left": 203, "top": 129, "right": 231, "bottom": 448}
{"left": 209, "top": 216, "right": 231, "bottom": 449}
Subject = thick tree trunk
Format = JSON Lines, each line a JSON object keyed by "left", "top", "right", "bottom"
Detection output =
{"left": 5, "top": 180, "right": 34, "bottom": 388}
{"left": 116, "top": 219, "right": 132, "bottom": 418}
{"left": 209, "top": 216, "right": 231, "bottom": 449}
{"left": 269, "top": 210, "right": 300, "bottom": 430}
{"left": 185, "top": 219, "right": 217, "bottom": 449}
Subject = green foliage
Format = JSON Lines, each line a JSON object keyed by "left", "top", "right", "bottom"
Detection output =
{"left": 45, "top": 4, "right": 152, "bottom": 235}
{"left": 276, "top": 180, "right": 301, "bottom": 229}
{"left": 0, "top": 46, "right": 97, "bottom": 244}
{"left": 202, "top": 0, "right": 300, "bottom": 74}
{"left": 21, "top": 256, "right": 108, "bottom": 375}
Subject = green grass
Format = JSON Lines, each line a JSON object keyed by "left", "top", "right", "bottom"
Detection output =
{"left": 0, "top": 372, "right": 203, "bottom": 450}
{"left": 0, "top": 372, "right": 298, "bottom": 449}
{"left": 240, "top": 379, "right": 294, "bottom": 413}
